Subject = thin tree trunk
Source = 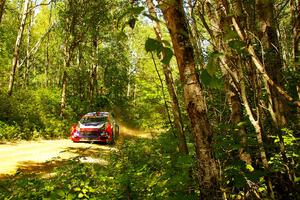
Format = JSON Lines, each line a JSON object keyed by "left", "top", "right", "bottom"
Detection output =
{"left": 60, "top": 42, "right": 70, "bottom": 117}
{"left": 151, "top": 52, "right": 174, "bottom": 133}
{"left": 146, "top": 0, "right": 188, "bottom": 155}
{"left": 256, "top": 0, "right": 287, "bottom": 127}
{"left": 231, "top": 17, "right": 300, "bottom": 108}
{"left": 158, "top": 1, "right": 220, "bottom": 198}
{"left": 45, "top": 3, "right": 52, "bottom": 87}
{"left": 89, "top": 36, "right": 98, "bottom": 106}
{"left": 187, "top": 0, "right": 205, "bottom": 69}
{"left": 203, "top": 0, "right": 252, "bottom": 164}
{"left": 0, "top": 0, "right": 5, "bottom": 23}
{"left": 24, "top": 0, "right": 34, "bottom": 88}
{"left": 8, "top": 0, "right": 30, "bottom": 96}
{"left": 237, "top": 58, "right": 275, "bottom": 199}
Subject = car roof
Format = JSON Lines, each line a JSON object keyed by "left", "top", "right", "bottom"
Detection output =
{"left": 83, "top": 112, "right": 109, "bottom": 118}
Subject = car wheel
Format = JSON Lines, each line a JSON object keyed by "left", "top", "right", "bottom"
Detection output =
{"left": 107, "top": 132, "right": 115, "bottom": 145}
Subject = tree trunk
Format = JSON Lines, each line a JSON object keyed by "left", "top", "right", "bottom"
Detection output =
{"left": 236, "top": 58, "right": 275, "bottom": 199}
{"left": 24, "top": 0, "right": 34, "bottom": 88}
{"left": 203, "top": 0, "right": 252, "bottom": 164}
{"left": 45, "top": 3, "right": 52, "bottom": 87}
{"left": 146, "top": 0, "right": 188, "bottom": 155}
{"left": 0, "top": 0, "right": 5, "bottom": 23}
{"left": 291, "top": 0, "right": 300, "bottom": 100}
{"left": 89, "top": 36, "right": 98, "bottom": 106}
{"left": 187, "top": 0, "right": 205, "bottom": 69}
{"left": 60, "top": 42, "right": 70, "bottom": 117}
{"left": 158, "top": 1, "right": 220, "bottom": 198}
{"left": 8, "top": 0, "right": 30, "bottom": 96}
{"left": 256, "top": 0, "right": 287, "bottom": 127}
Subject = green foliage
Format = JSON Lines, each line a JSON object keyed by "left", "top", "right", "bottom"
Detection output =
{"left": 145, "top": 37, "right": 174, "bottom": 65}
{"left": 0, "top": 89, "right": 70, "bottom": 140}
{"left": 108, "top": 132, "right": 198, "bottom": 199}
{"left": 0, "top": 132, "right": 199, "bottom": 200}
{"left": 199, "top": 51, "right": 223, "bottom": 89}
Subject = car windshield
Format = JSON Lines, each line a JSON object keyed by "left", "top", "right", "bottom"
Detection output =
{"left": 80, "top": 116, "right": 107, "bottom": 124}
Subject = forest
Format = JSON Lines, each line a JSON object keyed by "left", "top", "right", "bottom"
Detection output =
{"left": 0, "top": 0, "right": 299, "bottom": 199}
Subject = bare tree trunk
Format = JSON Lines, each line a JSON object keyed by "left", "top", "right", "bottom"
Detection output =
{"left": 45, "top": 3, "right": 52, "bottom": 87}
{"left": 60, "top": 42, "right": 70, "bottom": 117}
{"left": 24, "top": 0, "right": 34, "bottom": 88}
{"left": 146, "top": 0, "right": 188, "bottom": 155}
{"left": 7, "top": 0, "right": 30, "bottom": 96}
{"left": 158, "top": 1, "right": 220, "bottom": 198}
{"left": 89, "top": 36, "right": 98, "bottom": 106}
{"left": 151, "top": 52, "right": 174, "bottom": 133}
{"left": 0, "top": 0, "right": 5, "bottom": 23}
{"left": 237, "top": 59, "right": 275, "bottom": 199}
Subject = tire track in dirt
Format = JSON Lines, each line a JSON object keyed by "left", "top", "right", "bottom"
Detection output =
{"left": 0, "top": 125, "right": 151, "bottom": 178}
{"left": 0, "top": 139, "right": 115, "bottom": 177}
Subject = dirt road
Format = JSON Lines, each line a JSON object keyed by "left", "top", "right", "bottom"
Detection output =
{"left": 0, "top": 139, "right": 116, "bottom": 177}
{"left": 0, "top": 125, "right": 151, "bottom": 177}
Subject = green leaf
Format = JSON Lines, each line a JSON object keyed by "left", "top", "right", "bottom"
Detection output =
{"left": 224, "top": 30, "right": 239, "bottom": 41}
{"left": 56, "top": 190, "right": 65, "bottom": 197}
{"left": 228, "top": 40, "right": 246, "bottom": 52}
{"left": 206, "top": 51, "right": 223, "bottom": 76}
{"left": 200, "top": 69, "right": 212, "bottom": 86}
{"left": 130, "top": 7, "right": 144, "bottom": 15}
{"left": 210, "top": 76, "right": 223, "bottom": 89}
{"left": 145, "top": 38, "right": 162, "bottom": 53}
{"left": 161, "top": 47, "right": 173, "bottom": 64}
{"left": 200, "top": 69, "right": 223, "bottom": 89}
{"left": 78, "top": 193, "right": 84, "bottom": 198}
{"left": 246, "top": 164, "right": 254, "bottom": 172}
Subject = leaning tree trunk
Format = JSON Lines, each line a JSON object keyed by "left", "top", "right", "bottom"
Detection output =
{"left": 8, "top": 0, "right": 30, "bottom": 96}
{"left": 158, "top": 1, "right": 220, "bottom": 198}
{"left": 146, "top": 0, "right": 188, "bottom": 155}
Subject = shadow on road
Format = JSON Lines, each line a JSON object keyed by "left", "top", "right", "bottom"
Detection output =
{"left": 0, "top": 143, "right": 112, "bottom": 180}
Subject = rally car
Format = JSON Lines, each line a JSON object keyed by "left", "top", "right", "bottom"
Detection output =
{"left": 70, "top": 112, "right": 119, "bottom": 144}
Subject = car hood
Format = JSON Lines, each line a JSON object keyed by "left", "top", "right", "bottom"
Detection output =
{"left": 79, "top": 122, "right": 105, "bottom": 129}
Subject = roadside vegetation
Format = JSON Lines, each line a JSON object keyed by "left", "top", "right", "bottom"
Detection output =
{"left": 0, "top": 0, "right": 299, "bottom": 199}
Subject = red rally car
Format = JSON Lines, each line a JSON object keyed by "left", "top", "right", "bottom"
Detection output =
{"left": 70, "top": 112, "right": 119, "bottom": 144}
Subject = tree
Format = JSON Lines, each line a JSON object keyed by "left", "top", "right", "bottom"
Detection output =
{"left": 8, "top": 0, "right": 30, "bottom": 96}
{"left": 146, "top": 0, "right": 188, "bottom": 155}
{"left": 157, "top": 0, "right": 220, "bottom": 198}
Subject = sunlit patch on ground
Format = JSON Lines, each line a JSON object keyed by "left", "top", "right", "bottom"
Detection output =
{"left": 0, "top": 125, "right": 149, "bottom": 179}
{"left": 0, "top": 139, "right": 112, "bottom": 178}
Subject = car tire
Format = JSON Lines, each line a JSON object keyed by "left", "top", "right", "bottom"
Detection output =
{"left": 107, "top": 132, "right": 115, "bottom": 145}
